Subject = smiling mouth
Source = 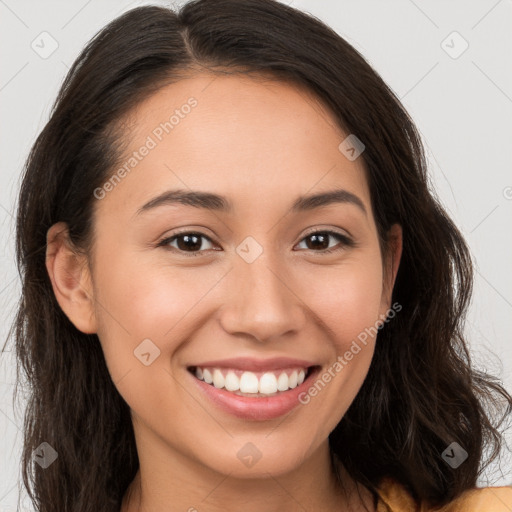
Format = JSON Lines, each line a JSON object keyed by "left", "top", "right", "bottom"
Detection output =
{"left": 187, "top": 365, "right": 319, "bottom": 397}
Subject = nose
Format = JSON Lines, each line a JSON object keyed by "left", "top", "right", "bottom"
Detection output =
{"left": 218, "top": 252, "right": 307, "bottom": 343}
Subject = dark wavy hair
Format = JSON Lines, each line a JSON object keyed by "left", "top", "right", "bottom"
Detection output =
{"left": 4, "top": 1, "right": 511, "bottom": 511}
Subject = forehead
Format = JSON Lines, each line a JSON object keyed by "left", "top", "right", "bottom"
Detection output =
{"left": 99, "top": 72, "right": 371, "bottom": 217}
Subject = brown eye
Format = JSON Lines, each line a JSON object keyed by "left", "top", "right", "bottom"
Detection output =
{"left": 159, "top": 232, "right": 215, "bottom": 255}
{"left": 304, "top": 232, "right": 331, "bottom": 250}
{"left": 296, "top": 230, "right": 353, "bottom": 253}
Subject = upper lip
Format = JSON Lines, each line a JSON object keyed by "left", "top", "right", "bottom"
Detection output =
{"left": 188, "top": 357, "right": 317, "bottom": 372}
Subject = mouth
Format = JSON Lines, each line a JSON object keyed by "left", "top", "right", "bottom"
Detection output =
{"left": 186, "top": 363, "right": 322, "bottom": 421}
{"left": 187, "top": 365, "right": 318, "bottom": 397}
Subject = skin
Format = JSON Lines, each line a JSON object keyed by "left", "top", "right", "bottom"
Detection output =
{"left": 46, "top": 73, "right": 402, "bottom": 511}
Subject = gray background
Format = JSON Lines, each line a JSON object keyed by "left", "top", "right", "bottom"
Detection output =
{"left": 1, "top": 0, "right": 511, "bottom": 509}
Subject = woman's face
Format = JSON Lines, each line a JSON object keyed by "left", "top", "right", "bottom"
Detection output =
{"left": 52, "top": 73, "right": 401, "bottom": 480}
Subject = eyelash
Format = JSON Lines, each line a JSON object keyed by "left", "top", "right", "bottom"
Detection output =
{"left": 157, "top": 229, "right": 355, "bottom": 257}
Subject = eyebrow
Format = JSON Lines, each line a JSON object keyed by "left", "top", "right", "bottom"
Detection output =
{"left": 135, "top": 188, "right": 367, "bottom": 216}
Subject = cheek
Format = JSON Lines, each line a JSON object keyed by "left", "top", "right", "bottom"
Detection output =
{"left": 296, "top": 253, "right": 384, "bottom": 350}
{"left": 293, "top": 256, "right": 383, "bottom": 429}
{"left": 91, "top": 248, "right": 226, "bottom": 373}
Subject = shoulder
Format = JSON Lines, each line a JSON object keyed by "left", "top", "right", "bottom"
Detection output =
{"left": 434, "top": 485, "right": 512, "bottom": 512}
{"left": 375, "top": 476, "right": 512, "bottom": 512}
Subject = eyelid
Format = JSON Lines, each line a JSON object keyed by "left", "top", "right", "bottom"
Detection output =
{"left": 157, "top": 226, "right": 217, "bottom": 244}
{"left": 294, "top": 229, "right": 354, "bottom": 253}
{"left": 299, "top": 226, "right": 352, "bottom": 242}
{"left": 157, "top": 229, "right": 218, "bottom": 254}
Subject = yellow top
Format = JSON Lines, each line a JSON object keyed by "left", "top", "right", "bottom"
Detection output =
{"left": 376, "top": 477, "right": 512, "bottom": 512}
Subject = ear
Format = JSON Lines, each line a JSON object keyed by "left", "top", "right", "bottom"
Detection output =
{"left": 379, "top": 223, "right": 403, "bottom": 316}
{"left": 45, "top": 222, "right": 97, "bottom": 334}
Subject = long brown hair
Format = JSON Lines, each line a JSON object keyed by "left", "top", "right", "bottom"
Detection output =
{"left": 5, "top": 1, "right": 511, "bottom": 510}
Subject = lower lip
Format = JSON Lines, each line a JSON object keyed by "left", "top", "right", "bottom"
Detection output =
{"left": 188, "top": 366, "right": 321, "bottom": 421}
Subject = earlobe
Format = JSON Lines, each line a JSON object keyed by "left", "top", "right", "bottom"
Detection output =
{"left": 45, "top": 222, "right": 97, "bottom": 334}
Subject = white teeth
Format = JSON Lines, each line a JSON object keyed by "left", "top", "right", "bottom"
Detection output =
{"left": 212, "top": 369, "right": 225, "bottom": 389}
{"left": 289, "top": 370, "right": 298, "bottom": 389}
{"left": 224, "top": 371, "right": 240, "bottom": 391}
{"left": 203, "top": 368, "right": 213, "bottom": 384}
{"left": 258, "top": 372, "right": 278, "bottom": 394}
{"left": 239, "top": 371, "right": 259, "bottom": 393}
{"left": 192, "top": 366, "right": 311, "bottom": 395}
{"left": 277, "top": 372, "right": 289, "bottom": 391}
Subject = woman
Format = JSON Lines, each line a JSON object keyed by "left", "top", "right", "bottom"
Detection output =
{"left": 8, "top": 0, "right": 512, "bottom": 510}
